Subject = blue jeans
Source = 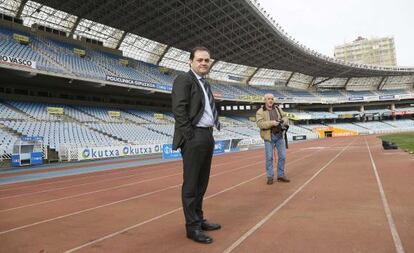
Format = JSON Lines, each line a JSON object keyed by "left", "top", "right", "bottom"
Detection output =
{"left": 264, "top": 132, "right": 286, "bottom": 178}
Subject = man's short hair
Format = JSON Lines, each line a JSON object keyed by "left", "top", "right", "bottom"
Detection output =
{"left": 264, "top": 93, "right": 274, "bottom": 100}
{"left": 190, "top": 46, "right": 210, "bottom": 60}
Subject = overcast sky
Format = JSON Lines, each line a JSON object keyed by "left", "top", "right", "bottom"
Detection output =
{"left": 257, "top": 0, "right": 414, "bottom": 67}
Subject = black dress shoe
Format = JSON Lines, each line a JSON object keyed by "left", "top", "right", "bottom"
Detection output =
{"left": 186, "top": 229, "right": 213, "bottom": 244}
{"left": 201, "top": 221, "right": 221, "bottom": 231}
{"left": 277, "top": 176, "right": 290, "bottom": 183}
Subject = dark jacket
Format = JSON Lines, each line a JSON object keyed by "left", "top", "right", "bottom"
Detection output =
{"left": 171, "top": 70, "right": 207, "bottom": 150}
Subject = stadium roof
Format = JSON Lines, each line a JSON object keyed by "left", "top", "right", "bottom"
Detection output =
{"left": 2, "top": 0, "right": 414, "bottom": 85}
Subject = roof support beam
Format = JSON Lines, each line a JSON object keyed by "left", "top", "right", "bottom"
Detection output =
{"left": 115, "top": 31, "right": 127, "bottom": 49}
{"left": 15, "top": 0, "right": 28, "bottom": 19}
{"left": 69, "top": 17, "right": 81, "bottom": 38}
{"left": 313, "top": 68, "right": 356, "bottom": 88}
{"left": 308, "top": 76, "right": 316, "bottom": 89}
{"left": 377, "top": 76, "right": 387, "bottom": 90}
{"left": 285, "top": 72, "right": 294, "bottom": 87}
{"left": 246, "top": 67, "right": 259, "bottom": 85}
{"left": 313, "top": 77, "right": 333, "bottom": 87}
{"left": 343, "top": 77, "right": 351, "bottom": 90}
{"left": 156, "top": 45, "right": 171, "bottom": 65}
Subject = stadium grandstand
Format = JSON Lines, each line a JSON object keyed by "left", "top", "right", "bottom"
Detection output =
{"left": 0, "top": 0, "right": 413, "bottom": 165}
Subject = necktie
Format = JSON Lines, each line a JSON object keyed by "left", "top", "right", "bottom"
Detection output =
{"left": 200, "top": 78, "right": 220, "bottom": 130}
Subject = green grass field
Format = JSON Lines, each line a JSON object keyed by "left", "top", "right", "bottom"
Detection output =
{"left": 379, "top": 132, "right": 414, "bottom": 153}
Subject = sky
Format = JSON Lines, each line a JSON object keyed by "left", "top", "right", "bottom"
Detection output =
{"left": 257, "top": 0, "right": 414, "bottom": 67}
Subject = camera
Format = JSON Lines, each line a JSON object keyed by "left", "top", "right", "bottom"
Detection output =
{"left": 277, "top": 119, "right": 289, "bottom": 131}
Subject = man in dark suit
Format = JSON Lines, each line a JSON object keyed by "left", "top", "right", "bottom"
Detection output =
{"left": 172, "top": 46, "right": 221, "bottom": 244}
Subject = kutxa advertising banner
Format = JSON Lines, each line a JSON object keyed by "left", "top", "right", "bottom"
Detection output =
{"left": 78, "top": 144, "right": 163, "bottom": 160}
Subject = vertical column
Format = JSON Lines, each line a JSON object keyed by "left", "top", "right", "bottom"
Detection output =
{"left": 360, "top": 105, "right": 365, "bottom": 122}
{"left": 390, "top": 103, "right": 396, "bottom": 120}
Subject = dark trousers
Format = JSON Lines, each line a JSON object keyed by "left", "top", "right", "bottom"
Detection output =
{"left": 180, "top": 127, "right": 214, "bottom": 231}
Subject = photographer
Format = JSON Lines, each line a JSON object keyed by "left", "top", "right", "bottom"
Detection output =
{"left": 256, "top": 93, "right": 290, "bottom": 185}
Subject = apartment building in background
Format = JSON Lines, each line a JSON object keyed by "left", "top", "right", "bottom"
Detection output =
{"left": 334, "top": 36, "right": 397, "bottom": 66}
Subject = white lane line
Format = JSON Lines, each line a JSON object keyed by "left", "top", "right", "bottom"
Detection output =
{"left": 0, "top": 155, "right": 264, "bottom": 212}
{"left": 0, "top": 159, "right": 266, "bottom": 235}
{"left": 0, "top": 150, "right": 257, "bottom": 196}
{"left": 0, "top": 149, "right": 260, "bottom": 192}
{"left": 0, "top": 152, "right": 261, "bottom": 200}
{"left": 64, "top": 174, "right": 265, "bottom": 253}
{"left": 63, "top": 147, "right": 329, "bottom": 252}
{"left": 365, "top": 138, "right": 405, "bottom": 253}
{"left": 0, "top": 170, "right": 174, "bottom": 200}
{"left": 0, "top": 172, "right": 183, "bottom": 212}
{"left": 0, "top": 161, "right": 180, "bottom": 194}
{"left": 222, "top": 140, "right": 354, "bottom": 253}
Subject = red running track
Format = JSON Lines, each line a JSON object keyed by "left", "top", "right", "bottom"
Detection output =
{"left": 0, "top": 135, "right": 412, "bottom": 253}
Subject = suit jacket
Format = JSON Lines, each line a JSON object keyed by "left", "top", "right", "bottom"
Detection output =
{"left": 171, "top": 70, "right": 207, "bottom": 150}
